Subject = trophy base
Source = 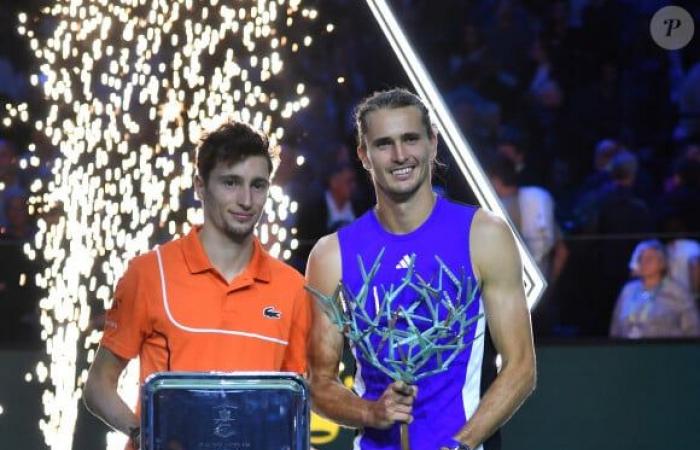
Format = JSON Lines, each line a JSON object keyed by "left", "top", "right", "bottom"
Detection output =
{"left": 141, "top": 372, "right": 310, "bottom": 450}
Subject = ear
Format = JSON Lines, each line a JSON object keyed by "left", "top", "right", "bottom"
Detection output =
{"left": 357, "top": 145, "right": 370, "bottom": 171}
{"left": 429, "top": 126, "right": 439, "bottom": 160}
{"left": 194, "top": 174, "right": 205, "bottom": 201}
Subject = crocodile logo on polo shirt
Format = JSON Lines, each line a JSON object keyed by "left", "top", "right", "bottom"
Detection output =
{"left": 263, "top": 306, "right": 282, "bottom": 319}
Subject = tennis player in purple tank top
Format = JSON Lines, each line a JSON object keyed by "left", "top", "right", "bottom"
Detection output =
{"left": 306, "top": 89, "right": 536, "bottom": 450}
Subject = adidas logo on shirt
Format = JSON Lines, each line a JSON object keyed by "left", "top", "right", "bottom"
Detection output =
{"left": 395, "top": 254, "right": 413, "bottom": 270}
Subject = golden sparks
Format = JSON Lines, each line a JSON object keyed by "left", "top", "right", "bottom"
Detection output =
{"left": 4, "top": 1, "right": 321, "bottom": 449}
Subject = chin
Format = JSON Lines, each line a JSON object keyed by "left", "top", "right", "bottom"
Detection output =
{"left": 392, "top": 178, "right": 425, "bottom": 194}
{"left": 225, "top": 224, "right": 256, "bottom": 241}
{"left": 382, "top": 185, "right": 421, "bottom": 202}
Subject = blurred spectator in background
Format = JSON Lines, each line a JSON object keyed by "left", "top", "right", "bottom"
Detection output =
{"left": 666, "top": 236, "right": 700, "bottom": 303}
{"left": 487, "top": 154, "right": 568, "bottom": 282}
{"left": 674, "top": 62, "right": 700, "bottom": 142}
{"left": 561, "top": 59, "right": 625, "bottom": 180}
{"left": 0, "top": 139, "right": 27, "bottom": 230}
{"left": 0, "top": 56, "right": 28, "bottom": 102}
{"left": 656, "top": 151, "right": 700, "bottom": 232}
{"left": 610, "top": 240, "right": 700, "bottom": 339}
{"left": 578, "top": 150, "right": 654, "bottom": 334}
{"left": 496, "top": 125, "right": 544, "bottom": 186}
{"left": 578, "top": 138, "right": 622, "bottom": 195}
{"left": 1, "top": 191, "right": 32, "bottom": 241}
{"left": 293, "top": 161, "right": 363, "bottom": 268}
{"left": 526, "top": 34, "right": 564, "bottom": 157}
{"left": 448, "top": 22, "right": 489, "bottom": 89}
{"left": 447, "top": 86, "right": 501, "bottom": 152}
{"left": 657, "top": 141, "right": 700, "bottom": 302}
{"left": 488, "top": 154, "right": 568, "bottom": 335}
{"left": 577, "top": 150, "right": 653, "bottom": 234}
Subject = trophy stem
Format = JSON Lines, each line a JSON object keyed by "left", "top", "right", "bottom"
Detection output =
{"left": 400, "top": 422, "right": 410, "bottom": 450}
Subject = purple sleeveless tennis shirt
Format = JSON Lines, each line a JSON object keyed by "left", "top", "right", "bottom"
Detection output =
{"left": 337, "top": 196, "right": 500, "bottom": 450}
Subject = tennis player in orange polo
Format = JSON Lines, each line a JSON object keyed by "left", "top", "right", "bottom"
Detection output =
{"left": 83, "top": 121, "right": 311, "bottom": 449}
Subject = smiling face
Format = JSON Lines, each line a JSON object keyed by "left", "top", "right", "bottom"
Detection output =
{"left": 195, "top": 155, "right": 270, "bottom": 242}
{"left": 358, "top": 106, "right": 437, "bottom": 202}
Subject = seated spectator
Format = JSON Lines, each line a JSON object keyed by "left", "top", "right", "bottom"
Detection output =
{"left": 610, "top": 240, "right": 700, "bottom": 339}
{"left": 657, "top": 155, "right": 700, "bottom": 232}
{"left": 575, "top": 150, "right": 653, "bottom": 233}
{"left": 666, "top": 238, "right": 700, "bottom": 303}
{"left": 658, "top": 211, "right": 700, "bottom": 302}
{"left": 576, "top": 150, "right": 655, "bottom": 333}
{"left": 578, "top": 138, "right": 621, "bottom": 195}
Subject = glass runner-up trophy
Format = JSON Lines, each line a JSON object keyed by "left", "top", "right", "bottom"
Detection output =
{"left": 141, "top": 372, "right": 310, "bottom": 450}
{"left": 307, "top": 249, "right": 482, "bottom": 450}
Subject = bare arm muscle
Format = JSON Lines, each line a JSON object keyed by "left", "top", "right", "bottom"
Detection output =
{"left": 306, "top": 234, "right": 374, "bottom": 427}
{"left": 453, "top": 210, "right": 536, "bottom": 448}
{"left": 306, "top": 234, "right": 415, "bottom": 429}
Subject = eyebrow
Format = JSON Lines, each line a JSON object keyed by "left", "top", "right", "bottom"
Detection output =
{"left": 371, "top": 132, "right": 422, "bottom": 147}
{"left": 372, "top": 136, "right": 394, "bottom": 147}
{"left": 251, "top": 177, "right": 270, "bottom": 186}
{"left": 217, "top": 174, "right": 269, "bottom": 184}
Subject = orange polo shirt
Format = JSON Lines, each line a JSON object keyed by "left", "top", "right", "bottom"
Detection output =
{"left": 101, "top": 226, "right": 311, "bottom": 387}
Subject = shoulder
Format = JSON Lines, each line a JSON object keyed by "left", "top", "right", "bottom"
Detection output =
{"left": 620, "top": 279, "right": 638, "bottom": 291}
{"left": 309, "top": 232, "right": 341, "bottom": 263}
{"left": 112, "top": 249, "right": 161, "bottom": 306}
{"left": 122, "top": 247, "right": 160, "bottom": 278}
{"left": 306, "top": 232, "right": 342, "bottom": 293}
{"left": 619, "top": 280, "right": 640, "bottom": 297}
{"left": 264, "top": 253, "right": 305, "bottom": 286}
{"left": 470, "top": 208, "right": 513, "bottom": 244}
{"left": 122, "top": 234, "right": 190, "bottom": 282}
{"left": 469, "top": 209, "right": 519, "bottom": 280}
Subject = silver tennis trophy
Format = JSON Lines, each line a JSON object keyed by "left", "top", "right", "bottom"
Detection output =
{"left": 141, "top": 372, "right": 310, "bottom": 450}
{"left": 307, "top": 249, "right": 482, "bottom": 450}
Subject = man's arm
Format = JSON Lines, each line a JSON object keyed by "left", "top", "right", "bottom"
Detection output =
{"left": 306, "top": 234, "right": 415, "bottom": 429}
{"left": 450, "top": 210, "right": 536, "bottom": 449}
{"left": 280, "top": 282, "right": 312, "bottom": 374}
{"left": 83, "top": 346, "right": 139, "bottom": 441}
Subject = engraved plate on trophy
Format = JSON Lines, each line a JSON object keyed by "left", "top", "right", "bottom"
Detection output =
{"left": 141, "top": 372, "right": 310, "bottom": 450}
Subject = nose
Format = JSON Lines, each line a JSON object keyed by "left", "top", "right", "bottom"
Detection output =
{"left": 236, "top": 185, "right": 253, "bottom": 209}
{"left": 391, "top": 143, "right": 408, "bottom": 163}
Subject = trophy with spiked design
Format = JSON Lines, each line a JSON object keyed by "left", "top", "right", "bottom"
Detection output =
{"left": 308, "top": 248, "right": 483, "bottom": 450}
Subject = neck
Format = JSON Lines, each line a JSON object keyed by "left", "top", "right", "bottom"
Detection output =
{"left": 198, "top": 224, "right": 254, "bottom": 281}
{"left": 642, "top": 274, "right": 663, "bottom": 290}
{"left": 374, "top": 183, "right": 436, "bottom": 234}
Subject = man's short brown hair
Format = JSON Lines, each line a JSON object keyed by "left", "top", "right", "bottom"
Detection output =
{"left": 196, "top": 121, "right": 274, "bottom": 183}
